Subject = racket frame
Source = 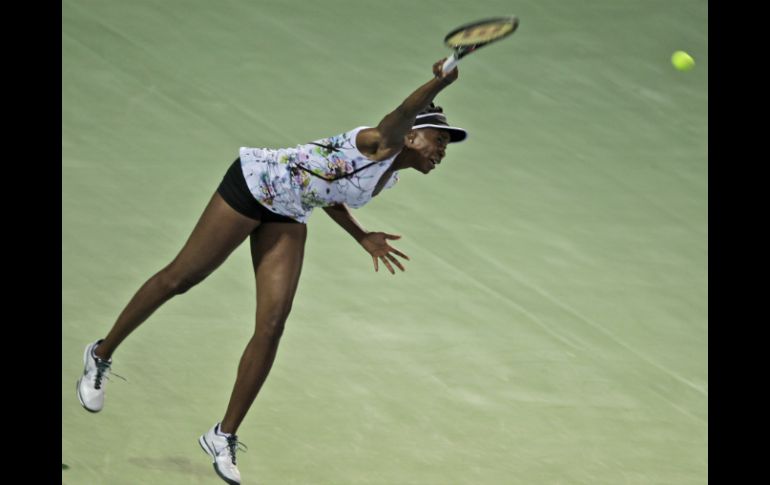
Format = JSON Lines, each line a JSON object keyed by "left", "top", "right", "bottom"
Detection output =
{"left": 441, "top": 16, "right": 519, "bottom": 74}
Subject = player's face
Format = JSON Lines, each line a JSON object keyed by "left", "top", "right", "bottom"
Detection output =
{"left": 406, "top": 128, "right": 451, "bottom": 173}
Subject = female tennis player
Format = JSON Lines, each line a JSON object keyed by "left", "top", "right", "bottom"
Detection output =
{"left": 76, "top": 58, "right": 466, "bottom": 484}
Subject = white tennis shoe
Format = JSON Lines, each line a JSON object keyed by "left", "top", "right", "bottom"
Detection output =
{"left": 199, "top": 423, "right": 247, "bottom": 485}
{"left": 76, "top": 340, "right": 113, "bottom": 413}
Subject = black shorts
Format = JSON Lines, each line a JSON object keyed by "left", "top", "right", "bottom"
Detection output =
{"left": 217, "top": 158, "right": 300, "bottom": 223}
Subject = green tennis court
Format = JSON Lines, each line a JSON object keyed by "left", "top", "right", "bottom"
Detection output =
{"left": 62, "top": 0, "right": 707, "bottom": 483}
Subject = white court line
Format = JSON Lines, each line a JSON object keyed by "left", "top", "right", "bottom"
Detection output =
{"left": 473, "top": 249, "right": 708, "bottom": 397}
{"left": 63, "top": 6, "right": 292, "bottom": 143}
{"left": 359, "top": 214, "right": 592, "bottom": 352}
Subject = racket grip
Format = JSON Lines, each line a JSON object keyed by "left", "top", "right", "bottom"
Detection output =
{"left": 441, "top": 55, "right": 459, "bottom": 75}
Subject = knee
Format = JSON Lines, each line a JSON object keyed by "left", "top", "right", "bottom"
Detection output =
{"left": 256, "top": 310, "right": 291, "bottom": 340}
{"left": 157, "top": 266, "right": 208, "bottom": 295}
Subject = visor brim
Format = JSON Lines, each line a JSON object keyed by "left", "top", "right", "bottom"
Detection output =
{"left": 412, "top": 123, "right": 468, "bottom": 143}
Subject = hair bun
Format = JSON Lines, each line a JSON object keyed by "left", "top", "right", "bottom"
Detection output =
{"left": 418, "top": 103, "right": 444, "bottom": 116}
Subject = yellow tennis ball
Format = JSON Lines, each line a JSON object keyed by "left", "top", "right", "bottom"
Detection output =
{"left": 671, "top": 50, "right": 695, "bottom": 71}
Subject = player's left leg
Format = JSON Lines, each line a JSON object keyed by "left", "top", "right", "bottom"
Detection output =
{"left": 199, "top": 221, "right": 307, "bottom": 484}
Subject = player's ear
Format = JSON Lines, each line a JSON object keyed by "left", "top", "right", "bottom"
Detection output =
{"left": 404, "top": 130, "right": 417, "bottom": 146}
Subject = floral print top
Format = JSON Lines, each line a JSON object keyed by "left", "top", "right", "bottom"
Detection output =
{"left": 239, "top": 126, "right": 400, "bottom": 223}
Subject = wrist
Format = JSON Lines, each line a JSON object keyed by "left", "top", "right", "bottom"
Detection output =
{"left": 354, "top": 229, "right": 369, "bottom": 243}
{"left": 434, "top": 75, "right": 453, "bottom": 87}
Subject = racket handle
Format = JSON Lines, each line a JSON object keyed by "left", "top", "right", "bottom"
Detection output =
{"left": 441, "top": 54, "right": 459, "bottom": 75}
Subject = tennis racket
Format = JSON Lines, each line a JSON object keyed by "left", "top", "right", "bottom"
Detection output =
{"left": 441, "top": 16, "right": 520, "bottom": 75}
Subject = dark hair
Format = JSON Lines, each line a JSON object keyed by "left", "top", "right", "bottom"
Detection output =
{"left": 417, "top": 103, "right": 444, "bottom": 116}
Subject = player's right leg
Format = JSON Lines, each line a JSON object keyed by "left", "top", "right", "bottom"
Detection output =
{"left": 77, "top": 191, "right": 260, "bottom": 412}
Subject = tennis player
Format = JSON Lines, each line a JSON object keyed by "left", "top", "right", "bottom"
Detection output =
{"left": 76, "top": 58, "right": 466, "bottom": 484}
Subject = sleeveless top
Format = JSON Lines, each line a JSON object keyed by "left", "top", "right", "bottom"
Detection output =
{"left": 239, "top": 126, "right": 400, "bottom": 223}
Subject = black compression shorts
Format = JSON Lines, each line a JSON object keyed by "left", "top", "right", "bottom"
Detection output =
{"left": 217, "top": 158, "right": 300, "bottom": 223}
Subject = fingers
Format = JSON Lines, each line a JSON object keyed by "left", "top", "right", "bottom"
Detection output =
{"left": 366, "top": 233, "right": 409, "bottom": 274}
{"left": 380, "top": 255, "right": 395, "bottom": 274}
{"left": 434, "top": 58, "right": 458, "bottom": 81}
{"left": 386, "top": 253, "right": 405, "bottom": 272}
{"left": 387, "top": 246, "right": 410, "bottom": 261}
{"left": 433, "top": 60, "right": 444, "bottom": 77}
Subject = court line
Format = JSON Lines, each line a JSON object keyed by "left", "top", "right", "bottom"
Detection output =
{"left": 359, "top": 217, "right": 591, "bottom": 353}
{"left": 368, "top": 208, "right": 708, "bottom": 425}
{"left": 63, "top": 6, "right": 292, "bottom": 143}
{"left": 472, "top": 249, "right": 707, "bottom": 397}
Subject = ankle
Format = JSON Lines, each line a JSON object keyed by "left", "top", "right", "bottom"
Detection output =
{"left": 218, "top": 422, "right": 235, "bottom": 436}
{"left": 93, "top": 341, "right": 111, "bottom": 361}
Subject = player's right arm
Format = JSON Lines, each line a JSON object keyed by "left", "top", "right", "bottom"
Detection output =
{"left": 322, "top": 203, "right": 410, "bottom": 274}
{"left": 356, "top": 59, "right": 458, "bottom": 160}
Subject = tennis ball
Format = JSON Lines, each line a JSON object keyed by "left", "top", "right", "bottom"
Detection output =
{"left": 671, "top": 50, "right": 695, "bottom": 71}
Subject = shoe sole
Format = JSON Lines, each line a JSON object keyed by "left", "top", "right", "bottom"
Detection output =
{"left": 76, "top": 343, "right": 102, "bottom": 413}
{"left": 76, "top": 379, "right": 101, "bottom": 413}
{"left": 199, "top": 435, "right": 240, "bottom": 485}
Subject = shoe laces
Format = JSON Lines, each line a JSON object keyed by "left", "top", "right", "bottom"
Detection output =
{"left": 226, "top": 434, "right": 248, "bottom": 465}
{"left": 93, "top": 357, "right": 126, "bottom": 389}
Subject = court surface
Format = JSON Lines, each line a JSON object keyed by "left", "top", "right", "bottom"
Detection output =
{"left": 63, "top": 1, "right": 708, "bottom": 483}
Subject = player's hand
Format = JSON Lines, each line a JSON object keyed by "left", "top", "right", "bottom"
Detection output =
{"left": 359, "top": 232, "right": 410, "bottom": 274}
{"left": 433, "top": 58, "right": 458, "bottom": 84}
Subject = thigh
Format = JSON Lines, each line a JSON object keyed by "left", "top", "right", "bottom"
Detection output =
{"left": 250, "top": 222, "right": 308, "bottom": 318}
{"left": 168, "top": 192, "right": 261, "bottom": 278}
